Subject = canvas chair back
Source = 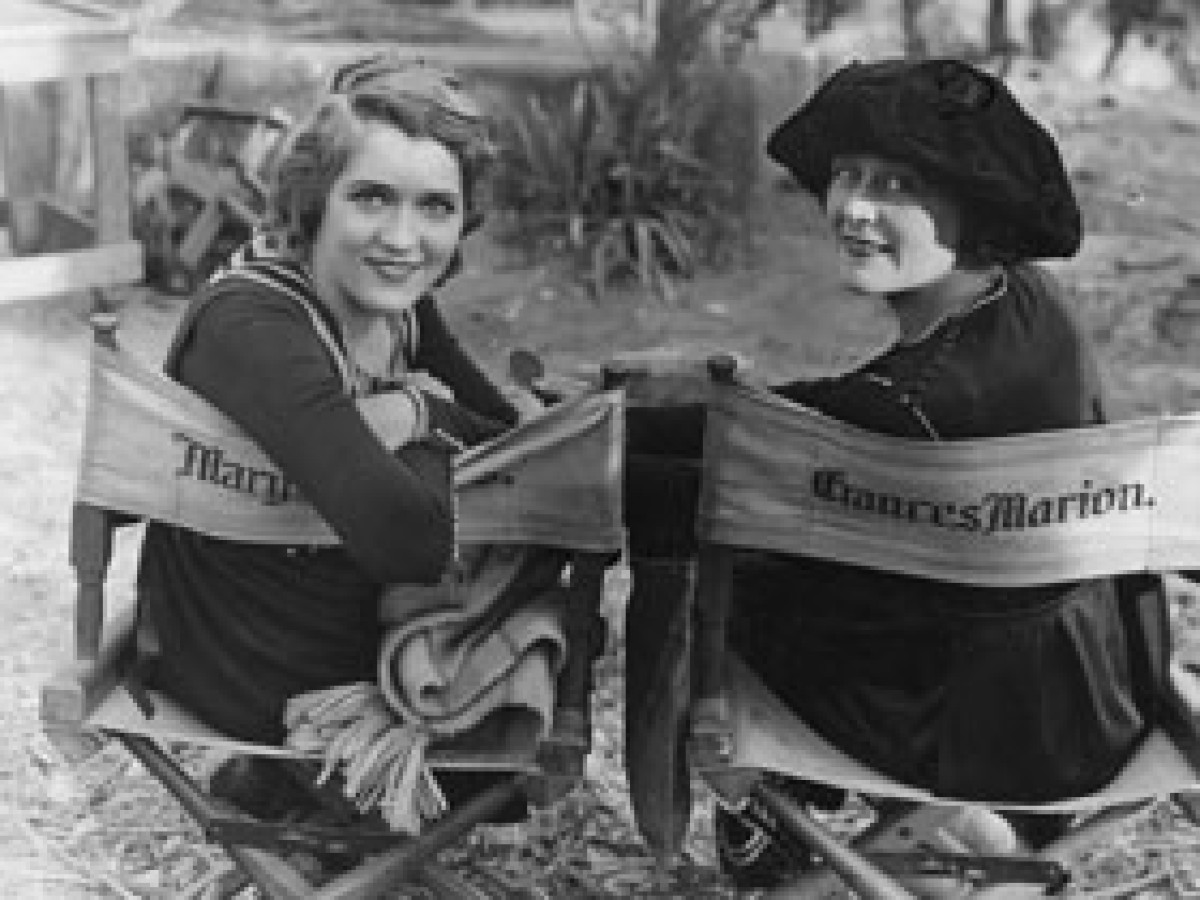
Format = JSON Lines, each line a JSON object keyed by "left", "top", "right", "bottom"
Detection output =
{"left": 693, "top": 378, "right": 1200, "bottom": 808}
{"left": 698, "top": 382, "right": 1200, "bottom": 587}
{"left": 49, "top": 329, "right": 624, "bottom": 759}
{"left": 673, "top": 371, "right": 1200, "bottom": 893}
{"left": 78, "top": 338, "right": 625, "bottom": 553}
{"left": 639, "top": 371, "right": 1200, "bottom": 897}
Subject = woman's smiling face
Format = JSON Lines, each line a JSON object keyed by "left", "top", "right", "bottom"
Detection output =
{"left": 824, "top": 153, "right": 962, "bottom": 296}
{"left": 311, "top": 121, "right": 465, "bottom": 320}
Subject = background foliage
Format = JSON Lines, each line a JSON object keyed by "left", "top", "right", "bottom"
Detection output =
{"left": 490, "top": 2, "right": 763, "bottom": 302}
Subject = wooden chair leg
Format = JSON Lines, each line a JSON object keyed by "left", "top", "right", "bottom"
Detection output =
{"left": 624, "top": 554, "right": 696, "bottom": 858}
{"left": 117, "top": 734, "right": 315, "bottom": 899}
{"left": 750, "top": 781, "right": 917, "bottom": 900}
{"left": 537, "top": 552, "right": 609, "bottom": 790}
{"left": 70, "top": 501, "right": 114, "bottom": 661}
{"left": 772, "top": 798, "right": 1072, "bottom": 898}
{"left": 690, "top": 546, "right": 734, "bottom": 766}
{"left": 122, "top": 736, "right": 500, "bottom": 898}
{"left": 310, "top": 774, "right": 527, "bottom": 900}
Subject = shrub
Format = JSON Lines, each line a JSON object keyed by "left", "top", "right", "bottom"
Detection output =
{"left": 492, "top": 62, "right": 744, "bottom": 303}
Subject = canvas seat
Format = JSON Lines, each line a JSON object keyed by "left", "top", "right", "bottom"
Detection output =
{"left": 39, "top": 314, "right": 625, "bottom": 899}
{"left": 622, "top": 356, "right": 1200, "bottom": 899}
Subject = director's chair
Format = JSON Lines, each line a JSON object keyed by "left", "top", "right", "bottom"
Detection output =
{"left": 39, "top": 315, "right": 625, "bottom": 899}
{"left": 625, "top": 356, "right": 1200, "bottom": 899}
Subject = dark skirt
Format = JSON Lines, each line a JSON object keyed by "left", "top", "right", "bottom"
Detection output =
{"left": 138, "top": 524, "right": 381, "bottom": 745}
{"left": 727, "top": 555, "right": 1167, "bottom": 802}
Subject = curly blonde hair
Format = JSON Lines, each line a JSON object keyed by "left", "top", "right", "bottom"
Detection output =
{"left": 265, "top": 56, "right": 497, "bottom": 268}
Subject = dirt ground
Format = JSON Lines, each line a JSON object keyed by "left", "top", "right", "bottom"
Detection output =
{"left": 5, "top": 10, "right": 1200, "bottom": 896}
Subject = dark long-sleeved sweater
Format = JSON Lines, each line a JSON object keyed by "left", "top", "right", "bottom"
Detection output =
{"left": 137, "top": 277, "right": 516, "bottom": 743}
{"left": 624, "top": 263, "right": 1168, "bottom": 802}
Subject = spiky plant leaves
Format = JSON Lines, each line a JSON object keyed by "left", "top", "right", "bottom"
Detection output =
{"left": 493, "top": 51, "right": 745, "bottom": 305}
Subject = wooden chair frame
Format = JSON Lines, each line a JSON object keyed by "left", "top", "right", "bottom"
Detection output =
{"left": 620, "top": 356, "right": 1200, "bottom": 899}
{"left": 699, "top": 357, "right": 1200, "bottom": 898}
{"left": 40, "top": 315, "right": 620, "bottom": 899}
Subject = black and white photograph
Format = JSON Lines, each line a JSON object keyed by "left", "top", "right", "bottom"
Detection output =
{"left": 4, "top": 0, "right": 1200, "bottom": 896}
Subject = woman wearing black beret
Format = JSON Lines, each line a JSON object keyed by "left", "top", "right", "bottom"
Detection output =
{"left": 622, "top": 57, "right": 1168, "bottom": 889}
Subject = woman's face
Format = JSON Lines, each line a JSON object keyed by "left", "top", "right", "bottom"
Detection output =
{"left": 311, "top": 121, "right": 465, "bottom": 320}
{"left": 824, "top": 153, "right": 962, "bottom": 296}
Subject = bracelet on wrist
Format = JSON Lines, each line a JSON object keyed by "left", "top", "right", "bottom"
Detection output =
{"left": 400, "top": 385, "right": 429, "bottom": 441}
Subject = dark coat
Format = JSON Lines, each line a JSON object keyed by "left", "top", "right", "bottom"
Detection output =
{"left": 625, "top": 263, "right": 1169, "bottom": 802}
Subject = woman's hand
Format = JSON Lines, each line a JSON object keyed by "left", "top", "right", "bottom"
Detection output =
{"left": 357, "top": 390, "right": 425, "bottom": 447}
{"left": 503, "top": 384, "right": 546, "bottom": 422}
{"left": 403, "top": 370, "right": 455, "bottom": 402}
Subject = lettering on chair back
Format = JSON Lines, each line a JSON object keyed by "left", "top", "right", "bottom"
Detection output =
{"left": 697, "top": 384, "right": 1200, "bottom": 588}
{"left": 172, "top": 432, "right": 303, "bottom": 507}
{"left": 810, "top": 468, "right": 1155, "bottom": 536}
{"left": 76, "top": 343, "right": 336, "bottom": 546}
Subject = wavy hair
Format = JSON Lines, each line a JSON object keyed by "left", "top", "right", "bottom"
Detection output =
{"left": 264, "top": 57, "right": 497, "bottom": 278}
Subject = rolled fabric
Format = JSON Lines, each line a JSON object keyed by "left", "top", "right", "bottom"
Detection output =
{"left": 284, "top": 544, "right": 570, "bottom": 834}
{"left": 378, "top": 544, "right": 569, "bottom": 749}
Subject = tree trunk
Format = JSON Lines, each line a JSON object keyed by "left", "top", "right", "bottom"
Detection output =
{"left": 987, "top": 0, "right": 1010, "bottom": 56}
{"left": 902, "top": 0, "right": 928, "bottom": 59}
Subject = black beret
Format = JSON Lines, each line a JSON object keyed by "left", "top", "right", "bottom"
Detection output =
{"left": 766, "top": 58, "right": 1082, "bottom": 261}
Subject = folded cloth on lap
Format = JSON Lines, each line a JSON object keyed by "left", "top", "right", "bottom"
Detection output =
{"left": 380, "top": 544, "right": 570, "bottom": 751}
{"left": 284, "top": 543, "right": 570, "bottom": 833}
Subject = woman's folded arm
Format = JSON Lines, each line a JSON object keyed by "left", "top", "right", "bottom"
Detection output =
{"left": 176, "top": 289, "right": 454, "bottom": 584}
